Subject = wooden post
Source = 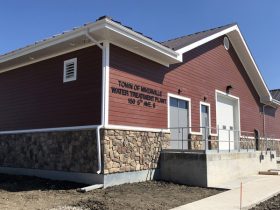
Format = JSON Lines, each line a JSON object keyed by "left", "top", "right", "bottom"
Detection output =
{"left": 240, "top": 182, "right": 243, "bottom": 210}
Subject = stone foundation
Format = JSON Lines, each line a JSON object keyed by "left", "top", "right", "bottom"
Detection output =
{"left": 102, "top": 129, "right": 170, "bottom": 174}
{"left": 208, "top": 135, "right": 218, "bottom": 150}
{"left": 188, "top": 134, "right": 203, "bottom": 150}
{"left": 187, "top": 134, "right": 218, "bottom": 150}
{"left": 0, "top": 130, "right": 98, "bottom": 173}
{"left": 259, "top": 139, "right": 280, "bottom": 156}
{"left": 240, "top": 137, "right": 255, "bottom": 150}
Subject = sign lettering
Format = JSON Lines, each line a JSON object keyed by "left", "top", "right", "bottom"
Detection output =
{"left": 111, "top": 80, "right": 166, "bottom": 108}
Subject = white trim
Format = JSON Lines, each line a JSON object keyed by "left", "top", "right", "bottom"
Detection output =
{"left": 109, "top": 41, "right": 170, "bottom": 67}
{"left": 199, "top": 101, "right": 213, "bottom": 136}
{"left": 102, "top": 41, "right": 110, "bottom": 126}
{"left": 63, "top": 58, "right": 77, "bottom": 83}
{"left": 215, "top": 89, "right": 240, "bottom": 100}
{"left": 234, "top": 27, "right": 271, "bottom": 101}
{"left": 240, "top": 135, "right": 255, "bottom": 140}
{"left": 0, "top": 125, "right": 100, "bottom": 135}
{"left": 103, "top": 18, "right": 180, "bottom": 60}
{"left": 0, "top": 18, "right": 180, "bottom": 67}
{"left": 176, "top": 25, "right": 238, "bottom": 54}
{"left": 215, "top": 89, "right": 241, "bottom": 134}
{"left": 167, "top": 93, "right": 198, "bottom": 134}
{"left": 272, "top": 99, "right": 280, "bottom": 107}
{"left": 105, "top": 124, "right": 169, "bottom": 133}
{"left": 0, "top": 30, "right": 87, "bottom": 63}
{"left": 240, "top": 136, "right": 280, "bottom": 141}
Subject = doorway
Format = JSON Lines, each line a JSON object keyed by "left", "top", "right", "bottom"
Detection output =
{"left": 169, "top": 95, "right": 190, "bottom": 149}
{"left": 216, "top": 91, "right": 240, "bottom": 151}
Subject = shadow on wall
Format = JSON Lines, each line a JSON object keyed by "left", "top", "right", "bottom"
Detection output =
{"left": 265, "top": 106, "right": 276, "bottom": 117}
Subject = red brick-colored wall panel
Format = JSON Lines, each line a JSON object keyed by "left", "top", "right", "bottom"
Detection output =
{"left": 163, "top": 37, "right": 263, "bottom": 133}
{"left": 109, "top": 45, "right": 168, "bottom": 128}
{"left": 265, "top": 107, "right": 280, "bottom": 138}
{"left": 0, "top": 46, "right": 102, "bottom": 131}
{"left": 109, "top": 39, "right": 278, "bottom": 137}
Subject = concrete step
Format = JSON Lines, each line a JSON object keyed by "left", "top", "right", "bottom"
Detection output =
{"left": 259, "top": 171, "right": 279, "bottom": 175}
{"left": 268, "top": 169, "right": 280, "bottom": 172}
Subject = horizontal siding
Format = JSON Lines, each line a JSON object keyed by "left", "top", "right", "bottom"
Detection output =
{"left": 109, "top": 38, "right": 268, "bottom": 135}
{"left": 109, "top": 46, "right": 167, "bottom": 128}
{"left": 0, "top": 46, "right": 102, "bottom": 131}
{"left": 265, "top": 107, "right": 280, "bottom": 138}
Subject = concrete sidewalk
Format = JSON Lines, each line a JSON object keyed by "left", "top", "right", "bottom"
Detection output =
{"left": 172, "top": 175, "right": 280, "bottom": 210}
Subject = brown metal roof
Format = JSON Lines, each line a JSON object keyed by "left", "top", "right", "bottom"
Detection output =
{"left": 161, "top": 23, "right": 237, "bottom": 50}
{"left": 270, "top": 89, "right": 280, "bottom": 101}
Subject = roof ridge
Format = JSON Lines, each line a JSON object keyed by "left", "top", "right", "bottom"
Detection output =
{"left": 161, "top": 22, "right": 237, "bottom": 44}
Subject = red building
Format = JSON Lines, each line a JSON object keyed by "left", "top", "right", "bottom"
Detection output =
{"left": 0, "top": 16, "right": 279, "bottom": 187}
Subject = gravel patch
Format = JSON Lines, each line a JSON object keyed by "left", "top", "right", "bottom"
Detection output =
{"left": 250, "top": 193, "right": 280, "bottom": 210}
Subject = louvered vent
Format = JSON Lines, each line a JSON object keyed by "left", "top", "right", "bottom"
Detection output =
{"left": 63, "top": 58, "right": 77, "bottom": 82}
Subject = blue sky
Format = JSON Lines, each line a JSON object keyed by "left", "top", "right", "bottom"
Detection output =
{"left": 0, "top": 0, "right": 279, "bottom": 89}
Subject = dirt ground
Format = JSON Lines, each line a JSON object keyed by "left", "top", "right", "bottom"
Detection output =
{"left": 0, "top": 174, "right": 224, "bottom": 210}
{"left": 250, "top": 194, "right": 280, "bottom": 210}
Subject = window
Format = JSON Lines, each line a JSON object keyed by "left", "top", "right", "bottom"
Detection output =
{"left": 223, "top": 37, "right": 230, "bottom": 50}
{"left": 170, "top": 97, "right": 189, "bottom": 109}
{"left": 200, "top": 103, "right": 210, "bottom": 140}
{"left": 63, "top": 58, "right": 77, "bottom": 83}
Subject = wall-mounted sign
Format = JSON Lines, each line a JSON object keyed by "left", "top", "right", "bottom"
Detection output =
{"left": 111, "top": 80, "right": 166, "bottom": 108}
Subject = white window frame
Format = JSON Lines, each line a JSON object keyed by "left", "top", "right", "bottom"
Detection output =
{"left": 63, "top": 58, "right": 77, "bottom": 83}
{"left": 167, "top": 93, "right": 194, "bottom": 132}
{"left": 200, "top": 101, "right": 213, "bottom": 136}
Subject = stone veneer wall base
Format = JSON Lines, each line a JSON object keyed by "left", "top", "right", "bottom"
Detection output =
{"left": 0, "top": 167, "right": 103, "bottom": 185}
{"left": 103, "top": 169, "right": 160, "bottom": 188}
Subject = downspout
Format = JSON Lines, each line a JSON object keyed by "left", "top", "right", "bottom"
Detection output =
{"left": 263, "top": 104, "right": 268, "bottom": 138}
{"left": 95, "top": 125, "right": 103, "bottom": 174}
{"left": 85, "top": 30, "right": 107, "bottom": 175}
{"left": 263, "top": 104, "right": 269, "bottom": 153}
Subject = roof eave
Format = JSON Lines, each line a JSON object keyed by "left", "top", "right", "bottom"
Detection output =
{"left": 272, "top": 99, "right": 280, "bottom": 107}
{"left": 0, "top": 18, "right": 181, "bottom": 68}
{"left": 103, "top": 18, "right": 180, "bottom": 59}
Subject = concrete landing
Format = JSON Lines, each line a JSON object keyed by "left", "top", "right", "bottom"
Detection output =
{"left": 172, "top": 175, "right": 280, "bottom": 210}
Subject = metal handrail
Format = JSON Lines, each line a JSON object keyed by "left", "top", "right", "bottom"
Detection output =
{"left": 166, "top": 126, "right": 280, "bottom": 154}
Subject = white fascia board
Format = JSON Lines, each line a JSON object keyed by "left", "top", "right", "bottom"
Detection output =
{"left": 271, "top": 99, "right": 280, "bottom": 108}
{"left": 0, "top": 30, "right": 87, "bottom": 63}
{"left": 0, "top": 125, "right": 100, "bottom": 135}
{"left": 176, "top": 25, "right": 239, "bottom": 54}
{"left": 272, "top": 99, "right": 280, "bottom": 105}
{"left": 109, "top": 41, "right": 170, "bottom": 67}
{"left": 0, "top": 17, "right": 180, "bottom": 66}
{"left": 102, "top": 19, "right": 181, "bottom": 62}
{"left": 233, "top": 27, "right": 272, "bottom": 102}
{"left": 0, "top": 20, "right": 103, "bottom": 63}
